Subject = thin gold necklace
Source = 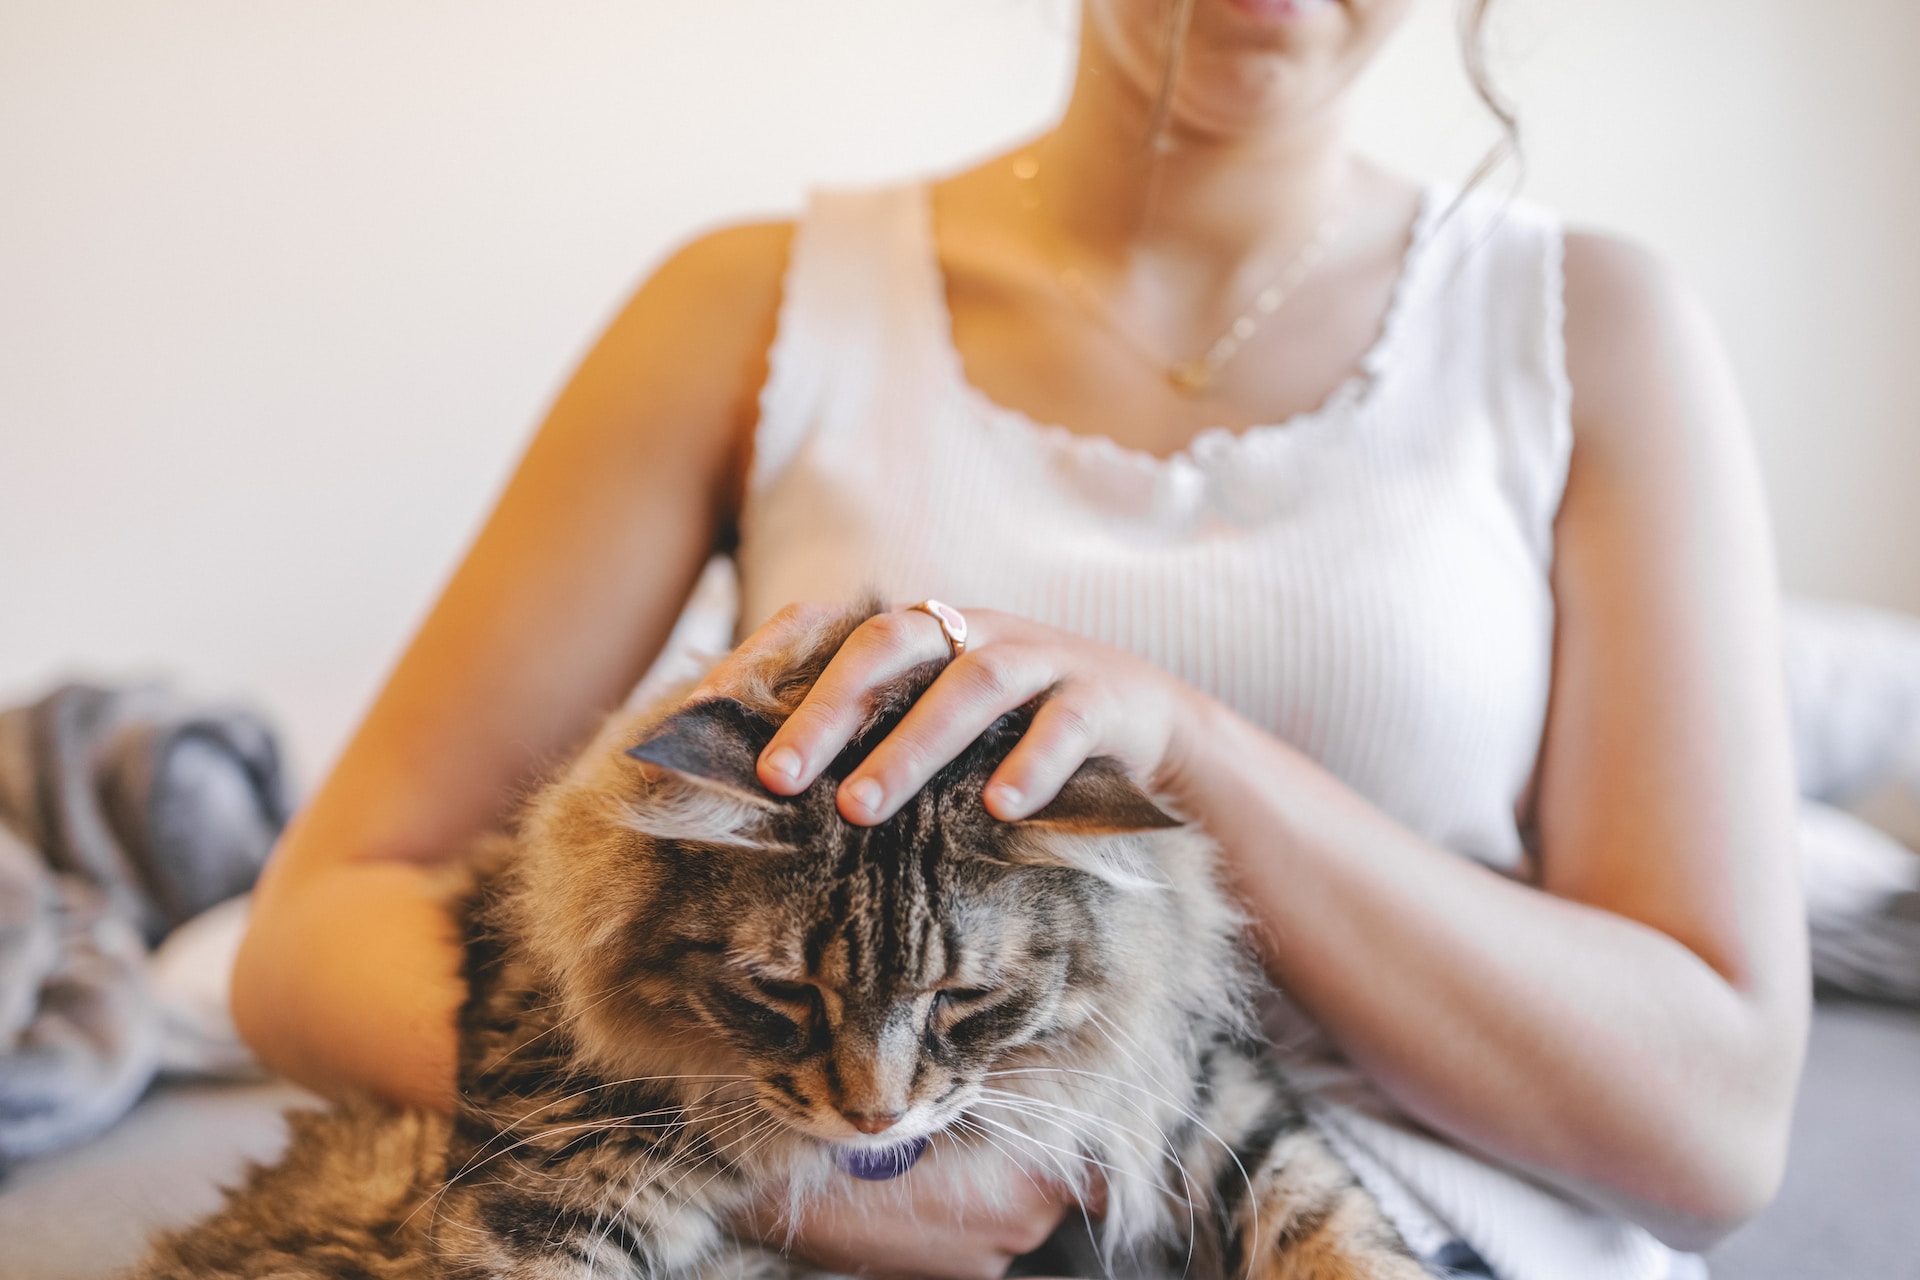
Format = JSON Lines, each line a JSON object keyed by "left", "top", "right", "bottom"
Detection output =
{"left": 1012, "top": 152, "right": 1343, "bottom": 397}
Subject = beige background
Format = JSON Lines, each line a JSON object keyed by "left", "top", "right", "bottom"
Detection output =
{"left": 3, "top": 0, "right": 1916, "bottom": 778}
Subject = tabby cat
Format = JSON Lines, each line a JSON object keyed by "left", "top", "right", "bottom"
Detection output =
{"left": 139, "top": 606, "right": 1423, "bottom": 1280}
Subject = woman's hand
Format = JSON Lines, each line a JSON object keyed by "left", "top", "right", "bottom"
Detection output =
{"left": 705, "top": 603, "right": 1204, "bottom": 825}
{"left": 736, "top": 1145, "right": 1087, "bottom": 1280}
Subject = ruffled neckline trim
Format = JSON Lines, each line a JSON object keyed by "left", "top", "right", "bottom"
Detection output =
{"left": 914, "top": 181, "right": 1450, "bottom": 480}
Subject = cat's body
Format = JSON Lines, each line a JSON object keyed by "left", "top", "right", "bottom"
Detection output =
{"left": 140, "top": 608, "right": 1424, "bottom": 1280}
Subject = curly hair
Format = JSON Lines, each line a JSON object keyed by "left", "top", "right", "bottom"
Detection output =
{"left": 1459, "top": 0, "right": 1520, "bottom": 181}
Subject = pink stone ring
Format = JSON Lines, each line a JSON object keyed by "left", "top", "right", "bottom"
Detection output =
{"left": 905, "top": 599, "right": 968, "bottom": 661}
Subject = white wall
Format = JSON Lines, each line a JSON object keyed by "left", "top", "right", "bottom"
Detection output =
{"left": 3, "top": 0, "right": 1916, "bottom": 780}
{"left": 1360, "top": 0, "right": 1920, "bottom": 615}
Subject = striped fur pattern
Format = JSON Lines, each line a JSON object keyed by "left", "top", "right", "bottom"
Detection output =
{"left": 137, "top": 606, "right": 1424, "bottom": 1280}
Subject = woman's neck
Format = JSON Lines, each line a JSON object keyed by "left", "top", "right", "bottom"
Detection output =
{"left": 1033, "top": 30, "right": 1356, "bottom": 286}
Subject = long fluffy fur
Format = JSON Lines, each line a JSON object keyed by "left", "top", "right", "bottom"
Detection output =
{"left": 135, "top": 605, "right": 1422, "bottom": 1280}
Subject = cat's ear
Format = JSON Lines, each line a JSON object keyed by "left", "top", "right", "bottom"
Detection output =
{"left": 1000, "top": 759, "right": 1183, "bottom": 891}
{"left": 1017, "top": 758, "right": 1182, "bottom": 834}
{"left": 625, "top": 698, "right": 782, "bottom": 811}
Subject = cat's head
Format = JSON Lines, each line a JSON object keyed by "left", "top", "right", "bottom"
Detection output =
{"left": 510, "top": 607, "right": 1227, "bottom": 1161}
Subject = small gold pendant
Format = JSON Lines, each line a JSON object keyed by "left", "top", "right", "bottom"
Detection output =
{"left": 1168, "top": 360, "right": 1213, "bottom": 396}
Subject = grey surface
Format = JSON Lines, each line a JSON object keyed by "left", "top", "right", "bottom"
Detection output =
{"left": 1705, "top": 999, "right": 1920, "bottom": 1279}
{"left": 0, "top": 1004, "right": 1914, "bottom": 1279}
{"left": 0, "top": 1077, "right": 317, "bottom": 1280}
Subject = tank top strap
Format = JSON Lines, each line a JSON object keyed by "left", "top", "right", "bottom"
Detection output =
{"left": 750, "top": 184, "right": 930, "bottom": 494}
{"left": 1389, "top": 186, "right": 1573, "bottom": 573}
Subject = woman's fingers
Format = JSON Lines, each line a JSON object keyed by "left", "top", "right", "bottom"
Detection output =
{"left": 755, "top": 607, "right": 960, "bottom": 797}
{"left": 839, "top": 643, "right": 1063, "bottom": 823}
{"left": 739, "top": 601, "right": 1179, "bottom": 827}
{"left": 982, "top": 690, "right": 1106, "bottom": 821}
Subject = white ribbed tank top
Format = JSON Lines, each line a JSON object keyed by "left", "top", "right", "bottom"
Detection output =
{"left": 730, "top": 182, "right": 1694, "bottom": 1280}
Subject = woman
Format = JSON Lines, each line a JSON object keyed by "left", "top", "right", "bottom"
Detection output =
{"left": 232, "top": 1, "right": 1809, "bottom": 1277}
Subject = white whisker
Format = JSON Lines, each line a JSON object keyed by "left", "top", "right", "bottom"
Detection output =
{"left": 986, "top": 1061, "right": 1261, "bottom": 1280}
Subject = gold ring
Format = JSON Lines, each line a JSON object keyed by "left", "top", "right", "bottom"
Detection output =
{"left": 905, "top": 599, "right": 968, "bottom": 660}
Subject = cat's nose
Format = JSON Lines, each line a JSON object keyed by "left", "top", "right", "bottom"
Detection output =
{"left": 843, "top": 1109, "right": 904, "bottom": 1135}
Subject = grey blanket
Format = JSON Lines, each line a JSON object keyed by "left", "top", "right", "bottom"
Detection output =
{"left": 0, "top": 685, "right": 291, "bottom": 1166}
{"left": 1783, "top": 600, "right": 1920, "bottom": 1005}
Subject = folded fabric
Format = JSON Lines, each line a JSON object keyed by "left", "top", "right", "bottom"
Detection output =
{"left": 0, "top": 683, "right": 291, "bottom": 1165}
{"left": 1800, "top": 801, "right": 1920, "bottom": 1005}
{"left": 0, "top": 683, "right": 292, "bottom": 948}
{"left": 1783, "top": 600, "right": 1920, "bottom": 1005}
{"left": 0, "top": 821, "right": 160, "bottom": 1166}
{"left": 149, "top": 893, "right": 261, "bottom": 1079}
{"left": 1784, "top": 598, "right": 1920, "bottom": 808}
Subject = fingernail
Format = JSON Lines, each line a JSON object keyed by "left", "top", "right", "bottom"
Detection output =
{"left": 847, "top": 777, "right": 884, "bottom": 815}
{"left": 987, "top": 783, "right": 1023, "bottom": 816}
{"left": 765, "top": 747, "right": 802, "bottom": 782}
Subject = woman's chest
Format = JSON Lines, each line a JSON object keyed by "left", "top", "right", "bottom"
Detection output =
{"left": 737, "top": 406, "right": 1555, "bottom": 866}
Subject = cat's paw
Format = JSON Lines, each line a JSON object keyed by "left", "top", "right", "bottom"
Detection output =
{"left": 1240, "top": 1130, "right": 1425, "bottom": 1280}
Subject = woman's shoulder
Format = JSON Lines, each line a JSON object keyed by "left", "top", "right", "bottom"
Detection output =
{"left": 1558, "top": 227, "right": 1739, "bottom": 454}
{"left": 1562, "top": 228, "right": 1696, "bottom": 338}
{"left": 603, "top": 216, "right": 797, "bottom": 402}
{"left": 637, "top": 219, "right": 795, "bottom": 325}
{"left": 1561, "top": 230, "right": 1702, "bottom": 340}
{"left": 1413, "top": 185, "right": 1715, "bottom": 442}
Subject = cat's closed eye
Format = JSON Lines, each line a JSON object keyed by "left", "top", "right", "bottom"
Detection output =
{"left": 929, "top": 985, "right": 1000, "bottom": 1033}
{"left": 933, "top": 986, "right": 995, "bottom": 1009}
{"left": 749, "top": 974, "right": 820, "bottom": 1011}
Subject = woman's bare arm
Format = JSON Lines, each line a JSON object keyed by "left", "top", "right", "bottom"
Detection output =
{"left": 231, "top": 221, "right": 793, "bottom": 1109}
{"left": 1175, "top": 233, "right": 1809, "bottom": 1247}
